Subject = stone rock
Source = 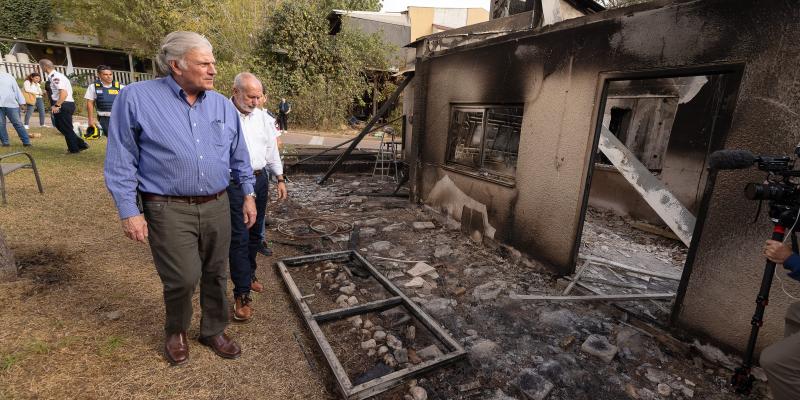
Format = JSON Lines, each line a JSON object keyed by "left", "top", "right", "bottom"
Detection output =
{"left": 383, "top": 223, "right": 405, "bottom": 232}
{"left": 367, "top": 348, "right": 376, "bottom": 357}
{"left": 422, "top": 297, "right": 456, "bottom": 318}
{"left": 387, "top": 271, "right": 405, "bottom": 280}
{"left": 362, "top": 217, "right": 384, "bottom": 227}
{"left": 394, "top": 348, "right": 409, "bottom": 363}
{"left": 348, "top": 316, "right": 363, "bottom": 328}
{"left": 416, "top": 345, "right": 443, "bottom": 361}
{"left": 645, "top": 368, "right": 668, "bottom": 384}
{"left": 453, "top": 287, "right": 467, "bottom": 296}
{"left": 514, "top": 368, "right": 554, "bottom": 400}
{"left": 359, "top": 227, "right": 377, "bottom": 238}
{"left": 537, "top": 309, "right": 577, "bottom": 330}
{"left": 105, "top": 311, "right": 122, "bottom": 321}
{"left": 361, "top": 339, "right": 377, "bottom": 349}
{"left": 656, "top": 384, "right": 671, "bottom": 397}
{"left": 363, "top": 319, "right": 374, "bottom": 330}
{"left": 413, "top": 221, "right": 436, "bottom": 230}
{"left": 580, "top": 335, "right": 618, "bottom": 363}
{"left": 314, "top": 282, "right": 322, "bottom": 290}
{"left": 472, "top": 281, "right": 507, "bottom": 301}
{"left": 339, "top": 284, "right": 356, "bottom": 295}
{"left": 378, "top": 345, "right": 389, "bottom": 355}
{"left": 383, "top": 353, "right": 398, "bottom": 368}
{"left": 386, "top": 334, "right": 403, "bottom": 350}
{"left": 691, "top": 340, "right": 738, "bottom": 370}
{"left": 410, "top": 386, "right": 427, "bottom": 400}
{"left": 404, "top": 277, "right": 426, "bottom": 288}
{"left": 489, "top": 390, "right": 518, "bottom": 400}
{"left": 407, "top": 262, "right": 436, "bottom": 277}
{"left": 408, "top": 348, "right": 422, "bottom": 364}
{"left": 370, "top": 241, "right": 393, "bottom": 252}
{"left": 469, "top": 339, "right": 501, "bottom": 365}
{"left": 347, "top": 296, "right": 359, "bottom": 306}
{"left": 373, "top": 330, "right": 387, "bottom": 342}
{"left": 406, "top": 325, "right": 416, "bottom": 341}
{"left": 466, "top": 329, "right": 478, "bottom": 337}
{"left": 335, "top": 272, "right": 348, "bottom": 282}
{"left": 434, "top": 245, "right": 453, "bottom": 258}
{"left": 336, "top": 295, "right": 349, "bottom": 307}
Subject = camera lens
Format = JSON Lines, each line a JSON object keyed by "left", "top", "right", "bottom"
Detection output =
{"left": 745, "top": 183, "right": 787, "bottom": 201}
{"left": 745, "top": 183, "right": 764, "bottom": 200}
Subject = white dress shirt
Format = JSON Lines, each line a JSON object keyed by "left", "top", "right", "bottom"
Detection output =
{"left": 235, "top": 102, "right": 284, "bottom": 176}
{"left": 47, "top": 70, "right": 74, "bottom": 102}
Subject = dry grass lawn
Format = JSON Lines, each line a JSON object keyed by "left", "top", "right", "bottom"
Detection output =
{"left": 0, "top": 127, "right": 332, "bottom": 399}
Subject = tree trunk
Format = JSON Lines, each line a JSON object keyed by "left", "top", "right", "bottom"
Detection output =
{"left": 0, "top": 228, "right": 16, "bottom": 281}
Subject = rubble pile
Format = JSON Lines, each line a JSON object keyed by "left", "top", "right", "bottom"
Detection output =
{"left": 271, "top": 174, "right": 768, "bottom": 400}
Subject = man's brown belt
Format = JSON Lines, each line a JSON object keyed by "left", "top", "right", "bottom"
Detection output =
{"left": 140, "top": 190, "right": 226, "bottom": 204}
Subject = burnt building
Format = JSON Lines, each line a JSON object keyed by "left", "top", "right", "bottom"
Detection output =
{"left": 402, "top": 0, "right": 800, "bottom": 355}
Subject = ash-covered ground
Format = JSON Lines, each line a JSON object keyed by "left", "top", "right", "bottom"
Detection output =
{"left": 267, "top": 173, "right": 770, "bottom": 400}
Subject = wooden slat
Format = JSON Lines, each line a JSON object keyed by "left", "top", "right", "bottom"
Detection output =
{"left": 276, "top": 261, "right": 353, "bottom": 395}
{"left": 579, "top": 254, "right": 682, "bottom": 281}
{"left": 312, "top": 297, "right": 403, "bottom": 323}
{"left": 509, "top": 292, "right": 675, "bottom": 302}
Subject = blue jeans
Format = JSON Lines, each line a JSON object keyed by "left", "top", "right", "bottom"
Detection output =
{"left": 0, "top": 107, "right": 31, "bottom": 145}
{"left": 227, "top": 171, "right": 269, "bottom": 296}
{"left": 24, "top": 98, "right": 45, "bottom": 126}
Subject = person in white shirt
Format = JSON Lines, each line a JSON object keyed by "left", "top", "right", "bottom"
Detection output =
{"left": 84, "top": 65, "right": 124, "bottom": 138}
{"left": 22, "top": 72, "right": 46, "bottom": 128}
{"left": 0, "top": 71, "right": 31, "bottom": 146}
{"left": 38, "top": 58, "right": 88, "bottom": 154}
{"left": 227, "top": 72, "right": 288, "bottom": 322}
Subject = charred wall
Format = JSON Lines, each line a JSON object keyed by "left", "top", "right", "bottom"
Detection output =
{"left": 412, "top": 0, "right": 800, "bottom": 353}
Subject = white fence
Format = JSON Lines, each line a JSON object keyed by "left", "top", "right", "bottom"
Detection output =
{"left": 0, "top": 61, "right": 154, "bottom": 86}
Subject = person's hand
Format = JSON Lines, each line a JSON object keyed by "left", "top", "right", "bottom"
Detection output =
{"left": 764, "top": 240, "right": 793, "bottom": 264}
{"left": 51, "top": 105, "right": 60, "bottom": 114}
{"left": 243, "top": 196, "right": 257, "bottom": 229}
{"left": 122, "top": 215, "right": 148, "bottom": 243}
{"left": 276, "top": 181, "right": 288, "bottom": 201}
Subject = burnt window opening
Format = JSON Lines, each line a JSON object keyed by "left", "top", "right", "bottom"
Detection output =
{"left": 446, "top": 105, "right": 523, "bottom": 181}
{"left": 597, "top": 106, "right": 632, "bottom": 165}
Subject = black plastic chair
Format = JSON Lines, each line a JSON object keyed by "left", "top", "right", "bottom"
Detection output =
{"left": 0, "top": 152, "right": 43, "bottom": 205}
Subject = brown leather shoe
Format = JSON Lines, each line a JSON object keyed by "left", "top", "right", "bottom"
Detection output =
{"left": 250, "top": 278, "right": 264, "bottom": 293}
{"left": 233, "top": 294, "right": 253, "bottom": 322}
{"left": 198, "top": 332, "right": 241, "bottom": 359}
{"left": 164, "top": 332, "right": 189, "bottom": 365}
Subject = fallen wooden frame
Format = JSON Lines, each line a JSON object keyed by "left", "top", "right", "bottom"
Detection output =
{"left": 276, "top": 250, "right": 466, "bottom": 400}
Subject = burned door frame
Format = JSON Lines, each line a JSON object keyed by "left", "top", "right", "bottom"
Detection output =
{"left": 572, "top": 64, "right": 745, "bottom": 324}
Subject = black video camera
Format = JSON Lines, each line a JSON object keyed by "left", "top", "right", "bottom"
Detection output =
{"left": 710, "top": 147, "right": 800, "bottom": 218}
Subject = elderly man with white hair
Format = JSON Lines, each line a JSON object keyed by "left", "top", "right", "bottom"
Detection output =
{"left": 227, "top": 72, "right": 287, "bottom": 322}
{"left": 104, "top": 31, "right": 256, "bottom": 365}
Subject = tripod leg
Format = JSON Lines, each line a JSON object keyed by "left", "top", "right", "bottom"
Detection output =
{"left": 732, "top": 225, "right": 786, "bottom": 393}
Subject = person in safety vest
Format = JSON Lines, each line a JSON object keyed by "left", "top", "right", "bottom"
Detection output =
{"left": 85, "top": 65, "right": 124, "bottom": 138}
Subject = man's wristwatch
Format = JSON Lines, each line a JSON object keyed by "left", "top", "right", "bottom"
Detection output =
{"left": 245, "top": 192, "right": 256, "bottom": 198}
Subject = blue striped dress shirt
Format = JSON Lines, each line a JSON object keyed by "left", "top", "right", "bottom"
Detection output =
{"left": 104, "top": 75, "right": 254, "bottom": 219}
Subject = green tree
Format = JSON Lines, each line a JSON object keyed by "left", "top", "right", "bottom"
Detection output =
{"left": 0, "top": 0, "right": 53, "bottom": 38}
{"left": 254, "top": 0, "right": 394, "bottom": 128}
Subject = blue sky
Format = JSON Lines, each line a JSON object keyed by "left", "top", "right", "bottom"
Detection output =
{"left": 380, "top": 0, "right": 491, "bottom": 12}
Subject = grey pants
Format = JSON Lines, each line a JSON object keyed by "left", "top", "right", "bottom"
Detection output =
{"left": 760, "top": 302, "right": 800, "bottom": 400}
{"left": 143, "top": 194, "right": 231, "bottom": 338}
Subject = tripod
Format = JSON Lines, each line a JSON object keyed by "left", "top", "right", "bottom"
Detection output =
{"left": 732, "top": 207, "right": 800, "bottom": 394}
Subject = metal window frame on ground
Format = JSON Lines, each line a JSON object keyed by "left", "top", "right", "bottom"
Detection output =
{"left": 276, "top": 250, "right": 467, "bottom": 400}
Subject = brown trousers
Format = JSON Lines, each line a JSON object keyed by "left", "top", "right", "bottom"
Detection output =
{"left": 143, "top": 194, "right": 231, "bottom": 338}
{"left": 760, "top": 301, "right": 800, "bottom": 400}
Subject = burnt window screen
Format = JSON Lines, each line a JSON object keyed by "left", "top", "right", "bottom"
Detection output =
{"left": 447, "top": 105, "right": 523, "bottom": 179}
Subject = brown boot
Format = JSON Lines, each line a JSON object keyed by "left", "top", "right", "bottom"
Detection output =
{"left": 164, "top": 332, "right": 189, "bottom": 365}
{"left": 198, "top": 332, "right": 241, "bottom": 359}
{"left": 250, "top": 278, "right": 264, "bottom": 293}
{"left": 233, "top": 294, "right": 253, "bottom": 322}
